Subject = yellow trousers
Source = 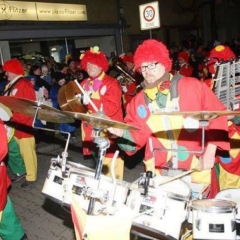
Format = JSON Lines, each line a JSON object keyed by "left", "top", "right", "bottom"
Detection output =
{"left": 219, "top": 165, "right": 240, "bottom": 190}
{"left": 15, "top": 137, "right": 37, "bottom": 181}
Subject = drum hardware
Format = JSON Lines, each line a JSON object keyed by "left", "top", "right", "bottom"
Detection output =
{"left": 137, "top": 171, "right": 154, "bottom": 196}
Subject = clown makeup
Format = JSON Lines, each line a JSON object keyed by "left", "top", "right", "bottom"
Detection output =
{"left": 86, "top": 63, "right": 102, "bottom": 78}
{"left": 141, "top": 61, "right": 165, "bottom": 84}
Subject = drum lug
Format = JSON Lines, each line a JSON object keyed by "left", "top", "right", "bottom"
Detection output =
{"left": 195, "top": 218, "right": 201, "bottom": 231}
{"left": 232, "top": 220, "right": 236, "bottom": 232}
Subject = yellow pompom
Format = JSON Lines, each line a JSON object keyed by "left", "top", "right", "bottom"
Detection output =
{"left": 215, "top": 45, "right": 225, "bottom": 52}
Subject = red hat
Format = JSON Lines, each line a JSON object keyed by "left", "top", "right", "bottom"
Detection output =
{"left": 3, "top": 59, "right": 24, "bottom": 75}
{"left": 134, "top": 39, "right": 172, "bottom": 71}
{"left": 207, "top": 45, "right": 236, "bottom": 74}
{"left": 178, "top": 51, "right": 189, "bottom": 63}
{"left": 121, "top": 54, "right": 134, "bottom": 64}
{"left": 80, "top": 46, "right": 108, "bottom": 72}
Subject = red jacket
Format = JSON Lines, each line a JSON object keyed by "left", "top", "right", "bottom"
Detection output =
{"left": 9, "top": 77, "right": 36, "bottom": 138}
{"left": 0, "top": 120, "right": 10, "bottom": 210}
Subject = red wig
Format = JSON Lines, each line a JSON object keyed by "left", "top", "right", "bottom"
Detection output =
{"left": 207, "top": 45, "right": 236, "bottom": 74}
{"left": 81, "top": 46, "right": 109, "bottom": 72}
{"left": 133, "top": 39, "right": 172, "bottom": 71}
{"left": 121, "top": 54, "right": 134, "bottom": 64}
{"left": 3, "top": 59, "right": 24, "bottom": 75}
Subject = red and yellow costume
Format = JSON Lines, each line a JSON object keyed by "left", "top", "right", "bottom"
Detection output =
{"left": 0, "top": 119, "right": 10, "bottom": 211}
{"left": 3, "top": 59, "right": 37, "bottom": 182}
{"left": 80, "top": 47, "right": 124, "bottom": 179}
{"left": 205, "top": 45, "right": 240, "bottom": 190}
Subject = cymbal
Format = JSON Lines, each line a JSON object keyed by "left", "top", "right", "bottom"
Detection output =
{"left": 64, "top": 81, "right": 87, "bottom": 113}
{"left": 64, "top": 111, "right": 139, "bottom": 130}
{"left": 0, "top": 96, "right": 74, "bottom": 123}
{"left": 154, "top": 110, "right": 240, "bottom": 121}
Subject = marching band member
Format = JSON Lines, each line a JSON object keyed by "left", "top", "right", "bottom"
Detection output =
{"left": 0, "top": 118, "right": 27, "bottom": 240}
{"left": 120, "top": 54, "right": 143, "bottom": 113}
{"left": 177, "top": 51, "right": 193, "bottom": 77}
{"left": 108, "top": 39, "right": 230, "bottom": 198}
{"left": 205, "top": 45, "right": 240, "bottom": 190}
{"left": 3, "top": 59, "right": 37, "bottom": 188}
{"left": 80, "top": 46, "right": 124, "bottom": 180}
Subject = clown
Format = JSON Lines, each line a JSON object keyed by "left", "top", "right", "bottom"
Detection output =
{"left": 177, "top": 51, "right": 193, "bottom": 77}
{"left": 108, "top": 39, "right": 230, "bottom": 198}
{"left": 205, "top": 45, "right": 240, "bottom": 190}
{"left": 80, "top": 46, "right": 124, "bottom": 180}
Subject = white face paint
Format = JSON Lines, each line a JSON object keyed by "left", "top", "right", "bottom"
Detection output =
{"left": 183, "top": 117, "right": 199, "bottom": 132}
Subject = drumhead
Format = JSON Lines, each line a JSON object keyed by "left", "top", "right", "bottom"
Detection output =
{"left": 191, "top": 199, "right": 236, "bottom": 213}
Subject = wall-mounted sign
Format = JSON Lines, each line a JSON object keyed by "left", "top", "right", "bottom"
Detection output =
{"left": 139, "top": 1, "right": 160, "bottom": 30}
{"left": 0, "top": 1, "right": 87, "bottom": 21}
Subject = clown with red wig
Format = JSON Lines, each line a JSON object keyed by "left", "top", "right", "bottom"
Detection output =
{"left": 177, "top": 51, "right": 193, "bottom": 77}
{"left": 203, "top": 45, "right": 240, "bottom": 190}
{"left": 108, "top": 39, "right": 230, "bottom": 198}
{"left": 80, "top": 46, "right": 124, "bottom": 180}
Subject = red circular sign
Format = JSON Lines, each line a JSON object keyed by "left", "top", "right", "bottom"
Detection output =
{"left": 143, "top": 5, "right": 155, "bottom": 22}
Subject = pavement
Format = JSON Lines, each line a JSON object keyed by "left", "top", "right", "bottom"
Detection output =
{"left": 7, "top": 128, "right": 144, "bottom": 240}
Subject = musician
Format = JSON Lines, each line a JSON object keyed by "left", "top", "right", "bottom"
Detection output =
{"left": 80, "top": 46, "right": 124, "bottom": 180}
{"left": 0, "top": 118, "right": 27, "bottom": 240}
{"left": 205, "top": 45, "right": 240, "bottom": 190}
{"left": 120, "top": 54, "right": 143, "bottom": 112}
{"left": 177, "top": 51, "right": 193, "bottom": 77}
{"left": 108, "top": 39, "right": 230, "bottom": 197}
{"left": 3, "top": 59, "right": 37, "bottom": 188}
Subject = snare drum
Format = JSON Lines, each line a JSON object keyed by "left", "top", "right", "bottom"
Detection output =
{"left": 191, "top": 199, "right": 237, "bottom": 240}
{"left": 127, "top": 175, "right": 191, "bottom": 240}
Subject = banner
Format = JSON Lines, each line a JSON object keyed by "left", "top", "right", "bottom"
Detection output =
{"left": 0, "top": 1, "right": 87, "bottom": 21}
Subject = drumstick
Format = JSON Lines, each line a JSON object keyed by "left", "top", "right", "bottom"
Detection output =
{"left": 158, "top": 168, "right": 198, "bottom": 187}
{"left": 74, "top": 79, "right": 98, "bottom": 112}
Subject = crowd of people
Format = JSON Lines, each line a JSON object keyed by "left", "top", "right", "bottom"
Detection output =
{"left": 1, "top": 38, "right": 240, "bottom": 239}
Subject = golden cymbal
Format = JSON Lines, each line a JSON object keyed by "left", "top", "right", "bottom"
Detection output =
{"left": 0, "top": 96, "right": 74, "bottom": 123}
{"left": 64, "top": 81, "right": 87, "bottom": 113}
{"left": 57, "top": 85, "right": 72, "bottom": 111}
{"left": 154, "top": 110, "right": 240, "bottom": 121}
{"left": 64, "top": 111, "right": 139, "bottom": 130}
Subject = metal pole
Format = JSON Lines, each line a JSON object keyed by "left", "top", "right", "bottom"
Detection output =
{"left": 65, "top": 37, "right": 69, "bottom": 54}
{"left": 149, "top": 30, "right": 152, "bottom": 39}
{"left": 0, "top": 46, "right": 4, "bottom": 65}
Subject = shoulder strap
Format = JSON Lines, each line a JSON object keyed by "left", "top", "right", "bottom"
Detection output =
{"left": 170, "top": 73, "right": 183, "bottom": 100}
{"left": 2, "top": 77, "right": 24, "bottom": 96}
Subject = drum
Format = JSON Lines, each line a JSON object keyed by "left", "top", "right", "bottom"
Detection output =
{"left": 126, "top": 175, "right": 191, "bottom": 240}
{"left": 41, "top": 160, "right": 93, "bottom": 204}
{"left": 191, "top": 199, "right": 237, "bottom": 240}
{"left": 215, "top": 188, "right": 240, "bottom": 239}
{"left": 62, "top": 167, "right": 130, "bottom": 215}
{"left": 42, "top": 160, "right": 66, "bottom": 204}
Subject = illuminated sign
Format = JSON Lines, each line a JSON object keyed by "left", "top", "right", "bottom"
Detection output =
{"left": 0, "top": 1, "right": 87, "bottom": 21}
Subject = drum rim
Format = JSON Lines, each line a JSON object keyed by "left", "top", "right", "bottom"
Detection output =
{"left": 191, "top": 199, "right": 236, "bottom": 213}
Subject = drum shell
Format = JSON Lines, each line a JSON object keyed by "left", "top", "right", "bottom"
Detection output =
{"left": 127, "top": 176, "right": 191, "bottom": 240}
{"left": 191, "top": 199, "right": 236, "bottom": 240}
{"left": 42, "top": 164, "right": 65, "bottom": 204}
